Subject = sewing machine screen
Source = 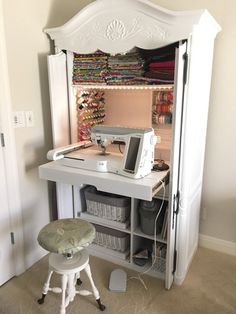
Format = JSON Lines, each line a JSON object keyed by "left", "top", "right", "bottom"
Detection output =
{"left": 124, "top": 137, "right": 141, "bottom": 172}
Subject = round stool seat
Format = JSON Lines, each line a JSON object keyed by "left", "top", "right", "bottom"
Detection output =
{"left": 37, "top": 218, "right": 95, "bottom": 255}
{"left": 49, "top": 250, "right": 89, "bottom": 275}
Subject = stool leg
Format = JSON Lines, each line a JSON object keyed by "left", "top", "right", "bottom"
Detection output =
{"left": 38, "top": 269, "right": 54, "bottom": 304}
{"left": 76, "top": 271, "right": 82, "bottom": 285}
{"left": 84, "top": 264, "right": 106, "bottom": 311}
{"left": 60, "top": 274, "right": 68, "bottom": 314}
{"left": 67, "top": 273, "right": 76, "bottom": 302}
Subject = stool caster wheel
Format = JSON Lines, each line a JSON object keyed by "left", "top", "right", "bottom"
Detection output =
{"left": 38, "top": 293, "right": 46, "bottom": 304}
{"left": 77, "top": 278, "right": 83, "bottom": 285}
{"left": 96, "top": 298, "right": 106, "bottom": 311}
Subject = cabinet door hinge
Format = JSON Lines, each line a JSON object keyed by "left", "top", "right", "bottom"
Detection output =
{"left": 173, "top": 190, "right": 180, "bottom": 215}
{"left": 183, "top": 52, "right": 188, "bottom": 85}
{"left": 1, "top": 133, "right": 5, "bottom": 147}
{"left": 172, "top": 191, "right": 180, "bottom": 229}
{"left": 172, "top": 249, "right": 177, "bottom": 274}
{"left": 10, "top": 232, "right": 15, "bottom": 245}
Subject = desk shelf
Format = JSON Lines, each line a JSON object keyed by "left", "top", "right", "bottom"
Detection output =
{"left": 39, "top": 161, "right": 169, "bottom": 281}
{"left": 39, "top": 161, "right": 169, "bottom": 201}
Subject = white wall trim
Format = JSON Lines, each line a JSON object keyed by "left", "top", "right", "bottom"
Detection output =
{"left": 0, "top": 0, "right": 25, "bottom": 275}
{"left": 199, "top": 234, "right": 236, "bottom": 257}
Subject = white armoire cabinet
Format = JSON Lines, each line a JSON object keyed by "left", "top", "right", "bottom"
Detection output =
{"left": 39, "top": 0, "right": 220, "bottom": 289}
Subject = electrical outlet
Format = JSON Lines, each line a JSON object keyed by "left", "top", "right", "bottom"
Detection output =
{"left": 25, "top": 111, "right": 34, "bottom": 127}
{"left": 12, "top": 111, "right": 25, "bottom": 128}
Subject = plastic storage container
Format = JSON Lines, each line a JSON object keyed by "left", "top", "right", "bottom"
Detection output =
{"left": 84, "top": 186, "right": 130, "bottom": 222}
{"left": 93, "top": 224, "right": 130, "bottom": 252}
{"left": 139, "top": 199, "right": 167, "bottom": 235}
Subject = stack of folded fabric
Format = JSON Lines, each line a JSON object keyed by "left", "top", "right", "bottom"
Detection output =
{"left": 73, "top": 51, "right": 108, "bottom": 85}
{"left": 106, "top": 48, "right": 145, "bottom": 85}
{"left": 145, "top": 60, "right": 175, "bottom": 84}
{"left": 139, "top": 42, "right": 178, "bottom": 84}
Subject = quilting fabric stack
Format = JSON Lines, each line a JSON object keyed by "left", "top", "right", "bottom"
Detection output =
{"left": 106, "top": 49, "right": 145, "bottom": 85}
{"left": 139, "top": 42, "right": 178, "bottom": 84}
{"left": 73, "top": 51, "right": 108, "bottom": 85}
{"left": 146, "top": 60, "right": 175, "bottom": 84}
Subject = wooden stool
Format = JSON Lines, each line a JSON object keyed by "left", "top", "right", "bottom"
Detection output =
{"left": 37, "top": 218, "right": 105, "bottom": 314}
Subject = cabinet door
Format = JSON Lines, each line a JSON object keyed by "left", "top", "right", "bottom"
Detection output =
{"left": 47, "top": 52, "right": 70, "bottom": 148}
{"left": 48, "top": 52, "right": 74, "bottom": 218}
{"left": 0, "top": 141, "right": 15, "bottom": 285}
{"left": 165, "top": 41, "right": 187, "bottom": 289}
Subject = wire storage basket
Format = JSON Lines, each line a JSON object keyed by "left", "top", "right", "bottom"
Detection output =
{"left": 151, "top": 255, "right": 166, "bottom": 273}
{"left": 152, "top": 242, "right": 166, "bottom": 273}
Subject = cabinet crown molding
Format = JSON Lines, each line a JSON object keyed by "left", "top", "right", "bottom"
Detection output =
{"left": 45, "top": 0, "right": 221, "bottom": 54}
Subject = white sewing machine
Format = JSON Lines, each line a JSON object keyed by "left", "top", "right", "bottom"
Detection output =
{"left": 47, "top": 125, "right": 157, "bottom": 179}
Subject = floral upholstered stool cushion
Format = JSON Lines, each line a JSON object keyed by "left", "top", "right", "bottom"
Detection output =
{"left": 37, "top": 218, "right": 105, "bottom": 313}
{"left": 37, "top": 218, "right": 95, "bottom": 255}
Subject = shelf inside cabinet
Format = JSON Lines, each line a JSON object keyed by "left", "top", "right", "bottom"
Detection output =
{"left": 151, "top": 171, "right": 169, "bottom": 196}
{"left": 133, "top": 227, "right": 167, "bottom": 244}
{"left": 131, "top": 260, "right": 166, "bottom": 280}
{"left": 88, "top": 243, "right": 130, "bottom": 261}
{"left": 72, "top": 84, "right": 174, "bottom": 91}
{"left": 153, "top": 123, "right": 172, "bottom": 130}
{"left": 80, "top": 212, "right": 131, "bottom": 233}
{"left": 153, "top": 184, "right": 169, "bottom": 201}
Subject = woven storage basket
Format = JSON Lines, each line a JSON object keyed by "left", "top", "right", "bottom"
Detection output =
{"left": 93, "top": 224, "right": 130, "bottom": 252}
{"left": 84, "top": 186, "right": 130, "bottom": 222}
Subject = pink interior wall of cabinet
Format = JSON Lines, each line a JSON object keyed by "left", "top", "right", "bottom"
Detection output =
{"left": 104, "top": 90, "right": 152, "bottom": 128}
{"left": 154, "top": 125, "right": 172, "bottom": 161}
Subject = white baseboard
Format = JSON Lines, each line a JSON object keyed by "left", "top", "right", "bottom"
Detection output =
{"left": 199, "top": 234, "right": 236, "bottom": 256}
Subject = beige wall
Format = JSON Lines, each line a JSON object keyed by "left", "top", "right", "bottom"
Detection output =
{"left": 2, "top": 0, "right": 235, "bottom": 268}
{"left": 2, "top": 1, "right": 51, "bottom": 268}
{"left": 2, "top": 0, "right": 94, "bottom": 268}
{"left": 2, "top": 0, "right": 97, "bottom": 268}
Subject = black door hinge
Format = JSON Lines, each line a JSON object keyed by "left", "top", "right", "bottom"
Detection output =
{"left": 183, "top": 52, "right": 188, "bottom": 85}
{"left": 172, "top": 191, "right": 180, "bottom": 229}
{"left": 172, "top": 249, "right": 177, "bottom": 274}
{"left": 10, "top": 232, "right": 15, "bottom": 245}
{"left": 1, "top": 133, "right": 5, "bottom": 147}
{"left": 173, "top": 190, "right": 180, "bottom": 215}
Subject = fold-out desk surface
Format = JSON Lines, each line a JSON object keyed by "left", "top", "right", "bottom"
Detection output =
{"left": 39, "top": 161, "right": 169, "bottom": 201}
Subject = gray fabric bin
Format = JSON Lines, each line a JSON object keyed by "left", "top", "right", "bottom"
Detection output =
{"left": 93, "top": 224, "right": 130, "bottom": 252}
{"left": 84, "top": 186, "right": 131, "bottom": 222}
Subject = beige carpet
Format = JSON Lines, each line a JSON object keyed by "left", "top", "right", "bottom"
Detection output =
{"left": 0, "top": 247, "right": 235, "bottom": 314}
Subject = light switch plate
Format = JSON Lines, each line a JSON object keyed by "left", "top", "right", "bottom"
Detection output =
{"left": 13, "top": 111, "right": 25, "bottom": 128}
{"left": 25, "top": 111, "right": 34, "bottom": 127}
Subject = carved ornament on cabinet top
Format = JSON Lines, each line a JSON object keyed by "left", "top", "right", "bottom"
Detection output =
{"left": 144, "top": 24, "right": 168, "bottom": 40}
{"left": 78, "top": 17, "right": 168, "bottom": 43}
{"left": 105, "top": 19, "right": 141, "bottom": 41}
